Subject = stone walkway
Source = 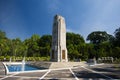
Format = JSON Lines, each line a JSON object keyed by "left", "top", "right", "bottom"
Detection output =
{"left": 0, "top": 62, "right": 120, "bottom": 80}
{"left": 0, "top": 62, "right": 6, "bottom": 75}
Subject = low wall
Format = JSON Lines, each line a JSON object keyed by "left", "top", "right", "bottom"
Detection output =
{"left": 28, "top": 61, "right": 51, "bottom": 69}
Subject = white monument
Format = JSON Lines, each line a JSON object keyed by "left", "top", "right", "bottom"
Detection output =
{"left": 51, "top": 15, "right": 68, "bottom": 62}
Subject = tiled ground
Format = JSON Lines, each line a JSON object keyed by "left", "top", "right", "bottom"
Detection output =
{"left": 0, "top": 62, "right": 120, "bottom": 80}
{"left": 44, "top": 69, "right": 75, "bottom": 80}
{"left": 72, "top": 67, "right": 109, "bottom": 79}
{"left": 15, "top": 72, "right": 47, "bottom": 77}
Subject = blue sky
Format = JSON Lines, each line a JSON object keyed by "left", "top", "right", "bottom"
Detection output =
{"left": 0, "top": 0, "right": 120, "bottom": 41}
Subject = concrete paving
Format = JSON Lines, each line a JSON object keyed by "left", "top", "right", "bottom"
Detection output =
{"left": 0, "top": 62, "right": 120, "bottom": 80}
{"left": 0, "top": 62, "right": 6, "bottom": 75}
{"left": 44, "top": 69, "right": 75, "bottom": 79}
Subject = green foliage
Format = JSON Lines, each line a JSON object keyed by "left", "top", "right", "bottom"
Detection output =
{"left": 0, "top": 56, "right": 4, "bottom": 61}
{"left": 87, "top": 31, "right": 109, "bottom": 44}
{"left": 39, "top": 35, "right": 52, "bottom": 57}
{"left": 39, "top": 35, "right": 52, "bottom": 47}
{"left": 114, "top": 27, "right": 120, "bottom": 47}
{"left": 66, "top": 32, "right": 87, "bottom": 60}
{"left": 24, "top": 34, "right": 40, "bottom": 57}
{"left": 6, "top": 56, "right": 10, "bottom": 61}
{"left": 0, "top": 28, "right": 120, "bottom": 61}
{"left": 67, "top": 32, "right": 85, "bottom": 45}
{"left": 0, "top": 56, "right": 50, "bottom": 61}
{"left": 86, "top": 31, "right": 119, "bottom": 59}
{"left": 112, "top": 47, "right": 120, "bottom": 58}
{"left": 0, "top": 30, "right": 6, "bottom": 39}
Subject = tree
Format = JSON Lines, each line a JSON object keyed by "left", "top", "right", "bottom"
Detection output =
{"left": 24, "top": 34, "right": 40, "bottom": 57}
{"left": 1, "top": 28, "right": 120, "bottom": 61}
{"left": 87, "top": 31, "right": 109, "bottom": 44}
{"left": 77, "top": 44, "right": 88, "bottom": 60}
{"left": 114, "top": 27, "right": 120, "bottom": 47}
{"left": 86, "top": 43, "right": 95, "bottom": 59}
{"left": 67, "top": 32, "right": 85, "bottom": 45}
{"left": 86, "top": 31, "right": 117, "bottom": 59}
{"left": 0, "top": 30, "right": 9, "bottom": 56}
{"left": 66, "top": 32, "right": 86, "bottom": 60}
{"left": 11, "top": 38, "right": 22, "bottom": 61}
{"left": 111, "top": 47, "right": 120, "bottom": 58}
{"left": 0, "top": 39, "right": 9, "bottom": 56}
{"left": 39, "top": 35, "right": 52, "bottom": 47}
{"left": 0, "top": 30, "right": 6, "bottom": 39}
{"left": 39, "top": 35, "right": 52, "bottom": 56}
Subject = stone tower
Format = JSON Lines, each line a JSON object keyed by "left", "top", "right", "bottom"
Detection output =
{"left": 51, "top": 15, "right": 68, "bottom": 62}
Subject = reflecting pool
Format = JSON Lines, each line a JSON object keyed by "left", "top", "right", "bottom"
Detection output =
{"left": 7, "top": 64, "right": 41, "bottom": 72}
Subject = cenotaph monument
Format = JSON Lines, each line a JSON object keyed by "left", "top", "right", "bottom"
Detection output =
{"left": 51, "top": 14, "right": 68, "bottom": 62}
{"left": 25, "top": 15, "right": 86, "bottom": 69}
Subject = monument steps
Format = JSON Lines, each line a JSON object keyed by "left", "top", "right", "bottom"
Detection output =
{"left": 49, "top": 62, "right": 87, "bottom": 69}
{"left": 29, "top": 61, "right": 87, "bottom": 69}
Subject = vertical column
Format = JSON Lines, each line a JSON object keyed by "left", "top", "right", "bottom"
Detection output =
{"left": 51, "top": 15, "right": 68, "bottom": 62}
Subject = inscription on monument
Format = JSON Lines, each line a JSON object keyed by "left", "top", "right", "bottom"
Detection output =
{"left": 62, "top": 50, "right": 65, "bottom": 59}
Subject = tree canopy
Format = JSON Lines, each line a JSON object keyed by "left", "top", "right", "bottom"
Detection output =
{"left": 87, "top": 31, "right": 109, "bottom": 44}
{"left": 114, "top": 27, "right": 120, "bottom": 47}
{"left": 0, "top": 27, "right": 120, "bottom": 61}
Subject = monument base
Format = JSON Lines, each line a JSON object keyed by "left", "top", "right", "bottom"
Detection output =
{"left": 29, "top": 61, "right": 87, "bottom": 69}
{"left": 49, "top": 62, "right": 87, "bottom": 69}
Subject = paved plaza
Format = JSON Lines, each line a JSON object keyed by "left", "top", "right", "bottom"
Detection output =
{"left": 0, "top": 62, "right": 120, "bottom": 80}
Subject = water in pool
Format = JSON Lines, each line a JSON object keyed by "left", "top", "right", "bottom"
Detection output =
{"left": 7, "top": 64, "right": 41, "bottom": 72}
